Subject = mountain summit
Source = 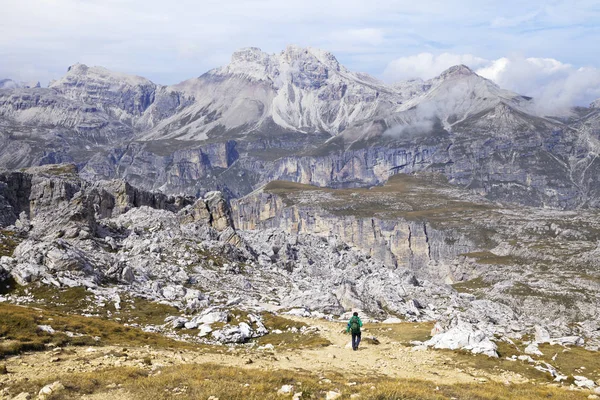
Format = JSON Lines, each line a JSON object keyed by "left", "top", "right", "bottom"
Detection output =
{"left": 0, "top": 45, "right": 599, "bottom": 208}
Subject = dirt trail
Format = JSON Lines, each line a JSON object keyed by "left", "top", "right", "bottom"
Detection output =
{"left": 0, "top": 317, "right": 525, "bottom": 393}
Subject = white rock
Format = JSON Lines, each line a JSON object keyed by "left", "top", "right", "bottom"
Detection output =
{"left": 534, "top": 325, "right": 550, "bottom": 343}
{"left": 550, "top": 336, "right": 584, "bottom": 346}
{"left": 184, "top": 321, "right": 198, "bottom": 330}
{"left": 277, "top": 385, "right": 294, "bottom": 395}
{"left": 37, "top": 325, "right": 55, "bottom": 334}
{"left": 198, "top": 324, "right": 213, "bottom": 337}
{"left": 38, "top": 381, "right": 65, "bottom": 400}
{"left": 325, "top": 391, "right": 342, "bottom": 400}
{"left": 239, "top": 322, "right": 253, "bottom": 338}
{"left": 524, "top": 343, "right": 543, "bottom": 356}
{"left": 574, "top": 376, "right": 596, "bottom": 389}
{"left": 284, "top": 308, "right": 310, "bottom": 317}
{"left": 198, "top": 311, "right": 228, "bottom": 325}
{"left": 424, "top": 318, "right": 498, "bottom": 357}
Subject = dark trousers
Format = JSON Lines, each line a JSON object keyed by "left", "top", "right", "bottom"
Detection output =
{"left": 351, "top": 332, "right": 361, "bottom": 350}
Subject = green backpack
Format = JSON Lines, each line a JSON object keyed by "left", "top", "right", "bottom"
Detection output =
{"left": 350, "top": 316, "right": 360, "bottom": 334}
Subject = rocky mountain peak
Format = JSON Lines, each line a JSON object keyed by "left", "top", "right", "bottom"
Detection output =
{"left": 48, "top": 63, "right": 157, "bottom": 119}
{"left": 437, "top": 64, "right": 476, "bottom": 79}
{"left": 230, "top": 47, "right": 270, "bottom": 65}
{"left": 281, "top": 45, "right": 341, "bottom": 71}
{"left": 218, "top": 45, "right": 342, "bottom": 85}
{"left": 591, "top": 98, "right": 600, "bottom": 109}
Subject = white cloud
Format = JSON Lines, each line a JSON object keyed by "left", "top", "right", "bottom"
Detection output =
{"left": 476, "top": 57, "right": 600, "bottom": 112}
{"left": 0, "top": 0, "right": 598, "bottom": 87}
{"left": 382, "top": 53, "right": 489, "bottom": 81}
{"left": 383, "top": 52, "right": 600, "bottom": 109}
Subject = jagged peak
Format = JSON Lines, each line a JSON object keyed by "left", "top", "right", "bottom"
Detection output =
{"left": 281, "top": 45, "right": 340, "bottom": 70}
{"left": 225, "top": 45, "right": 341, "bottom": 72}
{"left": 591, "top": 98, "right": 600, "bottom": 109}
{"left": 230, "top": 47, "right": 270, "bottom": 64}
{"left": 437, "top": 64, "right": 476, "bottom": 79}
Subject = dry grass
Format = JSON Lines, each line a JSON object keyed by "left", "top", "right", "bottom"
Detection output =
{"left": 255, "top": 313, "right": 331, "bottom": 349}
{"left": 7, "top": 284, "right": 180, "bottom": 326}
{"left": 263, "top": 173, "right": 494, "bottom": 223}
{"left": 537, "top": 344, "right": 600, "bottom": 378}
{"left": 0, "top": 303, "right": 202, "bottom": 359}
{"left": 363, "top": 321, "right": 434, "bottom": 345}
{"left": 7, "top": 362, "right": 590, "bottom": 400}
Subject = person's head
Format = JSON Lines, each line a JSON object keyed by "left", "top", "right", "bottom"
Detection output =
{"left": 353, "top": 312, "right": 358, "bottom": 317}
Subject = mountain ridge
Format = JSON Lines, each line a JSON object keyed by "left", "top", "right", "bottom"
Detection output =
{"left": 1, "top": 45, "right": 600, "bottom": 209}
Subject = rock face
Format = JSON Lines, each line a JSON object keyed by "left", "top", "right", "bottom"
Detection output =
{"left": 1, "top": 46, "right": 600, "bottom": 208}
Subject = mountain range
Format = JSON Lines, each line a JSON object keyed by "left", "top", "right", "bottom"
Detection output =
{"left": 1, "top": 45, "right": 600, "bottom": 208}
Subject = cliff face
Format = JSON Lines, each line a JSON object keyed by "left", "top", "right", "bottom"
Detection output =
{"left": 231, "top": 190, "right": 474, "bottom": 280}
{"left": 74, "top": 120, "right": 598, "bottom": 209}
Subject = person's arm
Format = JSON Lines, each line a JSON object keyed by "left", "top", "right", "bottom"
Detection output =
{"left": 359, "top": 318, "right": 363, "bottom": 327}
{"left": 346, "top": 320, "right": 351, "bottom": 332}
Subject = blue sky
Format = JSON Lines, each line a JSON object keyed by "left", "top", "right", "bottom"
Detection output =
{"left": 1, "top": 0, "right": 599, "bottom": 105}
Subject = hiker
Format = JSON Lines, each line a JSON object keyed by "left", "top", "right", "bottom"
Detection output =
{"left": 346, "top": 311, "right": 363, "bottom": 351}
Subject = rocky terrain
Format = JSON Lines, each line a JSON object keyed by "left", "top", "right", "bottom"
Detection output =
{"left": 0, "top": 46, "right": 599, "bottom": 207}
{"left": 1, "top": 45, "right": 600, "bottom": 399}
{"left": 0, "top": 166, "right": 599, "bottom": 358}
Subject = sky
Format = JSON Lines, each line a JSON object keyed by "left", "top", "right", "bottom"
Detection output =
{"left": 1, "top": 0, "right": 600, "bottom": 106}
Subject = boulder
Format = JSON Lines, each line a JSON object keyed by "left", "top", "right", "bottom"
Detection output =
{"left": 212, "top": 324, "right": 253, "bottom": 343}
{"left": 574, "top": 376, "right": 596, "bottom": 389}
{"left": 277, "top": 385, "right": 294, "bottom": 395}
{"left": 534, "top": 325, "right": 551, "bottom": 343}
{"left": 424, "top": 318, "right": 498, "bottom": 357}
{"left": 197, "top": 311, "right": 228, "bottom": 325}
{"left": 38, "top": 381, "right": 65, "bottom": 400}
{"left": 550, "top": 336, "right": 584, "bottom": 346}
{"left": 524, "top": 343, "right": 543, "bottom": 356}
{"left": 198, "top": 324, "right": 213, "bottom": 337}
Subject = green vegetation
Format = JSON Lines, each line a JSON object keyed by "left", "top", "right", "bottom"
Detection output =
{"left": 452, "top": 276, "right": 493, "bottom": 293}
{"left": 537, "top": 344, "right": 600, "bottom": 377}
{"left": 0, "top": 229, "right": 21, "bottom": 257}
{"left": 7, "top": 362, "right": 590, "bottom": 400}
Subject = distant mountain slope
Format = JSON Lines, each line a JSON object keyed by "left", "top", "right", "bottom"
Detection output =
{"left": 1, "top": 46, "right": 600, "bottom": 208}
{"left": 139, "top": 46, "right": 405, "bottom": 141}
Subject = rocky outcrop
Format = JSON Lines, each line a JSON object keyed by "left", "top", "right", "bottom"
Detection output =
{"left": 231, "top": 190, "right": 473, "bottom": 277}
